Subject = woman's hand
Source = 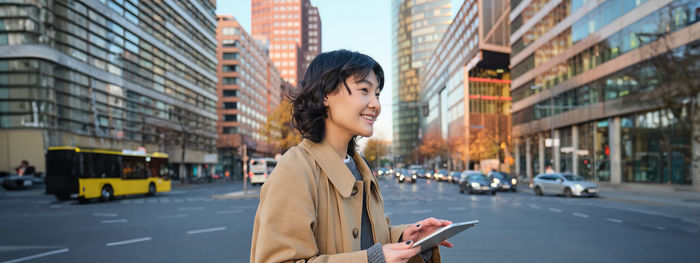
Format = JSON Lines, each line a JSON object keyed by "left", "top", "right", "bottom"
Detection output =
{"left": 382, "top": 241, "right": 421, "bottom": 263}
{"left": 401, "top": 217, "right": 454, "bottom": 248}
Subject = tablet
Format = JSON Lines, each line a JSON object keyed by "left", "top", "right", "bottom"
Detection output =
{"left": 411, "top": 220, "right": 479, "bottom": 251}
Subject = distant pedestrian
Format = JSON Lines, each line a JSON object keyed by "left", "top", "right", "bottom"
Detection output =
{"left": 15, "top": 160, "right": 28, "bottom": 176}
{"left": 250, "top": 50, "right": 452, "bottom": 263}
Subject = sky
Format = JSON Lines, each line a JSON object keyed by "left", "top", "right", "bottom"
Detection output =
{"left": 216, "top": 0, "right": 462, "bottom": 149}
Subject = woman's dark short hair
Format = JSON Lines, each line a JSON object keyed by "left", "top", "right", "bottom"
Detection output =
{"left": 291, "top": 49, "right": 384, "bottom": 156}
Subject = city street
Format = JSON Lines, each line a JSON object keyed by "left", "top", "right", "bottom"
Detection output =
{"left": 1, "top": 178, "right": 699, "bottom": 263}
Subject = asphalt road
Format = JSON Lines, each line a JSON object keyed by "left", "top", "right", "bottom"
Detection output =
{"left": 1, "top": 177, "right": 698, "bottom": 263}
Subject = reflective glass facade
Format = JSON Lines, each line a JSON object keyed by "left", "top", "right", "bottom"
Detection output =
{"left": 392, "top": 0, "right": 452, "bottom": 164}
{"left": 0, "top": 0, "right": 218, "bottom": 173}
{"left": 510, "top": 0, "right": 699, "bottom": 186}
{"left": 419, "top": 0, "right": 511, "bottom": 170}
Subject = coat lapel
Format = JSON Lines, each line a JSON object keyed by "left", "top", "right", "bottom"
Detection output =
{"left": 299, "top": 139, "right": 355, "bottom": 198}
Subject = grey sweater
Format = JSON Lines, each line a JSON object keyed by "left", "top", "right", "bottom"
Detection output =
{"left": 345, "top": 155, "right": 433, "bottom": 262}
{"left": 344, "top": 156, "right": 385, "bottom": 263}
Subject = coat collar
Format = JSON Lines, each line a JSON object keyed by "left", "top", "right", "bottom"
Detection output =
{"left": 299, "top": 139, "right": 356, "bottom": 198}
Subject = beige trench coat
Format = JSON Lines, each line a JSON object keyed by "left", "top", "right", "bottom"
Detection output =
{"left": 251, "top": 139, "right": 441, "bottom": 263}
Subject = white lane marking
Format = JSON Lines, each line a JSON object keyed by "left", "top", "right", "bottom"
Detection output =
{"left": 401, "top": 201, "right": 419, "bottom": 206}
{"left": 685, "top": 228, "right": 698, "bottom": 234}
{"left": 548, "top": 208, "right": 562, "bottom": 213}
{"left": 106, "top": 237, "right": 152, "bottom": 247}
{"left": 448, "top": 207, "right": 466, "bottom": 211}
{"left": 156, "top": 214, "right": 188, "bottom": 219}
{"left": 1, "top": 248, "right": 70, "bottom": 263}
{"left": 640, "top": 223, "right": 666, "bottom": 231}
{"left": 178, "top": 207, "right": 204, "bottom": 211}
{"left": 102, "top": 219, "right": 128, "bottom": 224}
{"left": 92, "top": 213, "right": 118, "bottom": 217}
{"left": 120, "top": 200, "right": 132, "bottom": 204}
{"left": 529, "top": 204, "right": 540, "bottom": 209}
{"left": 573, "top": 213, "right": 590, "bottom": 218}
{"left": 173, "top": 198, "right": 185, "bottom": 203}
{"left": 385, "top": 212, "right": 392, "bottom": 216}
{"left": 186, "top": 227, "right": 227, "bottom": 235}
{"left": 147, "top": 199, "right": 157, "bottom": 204}
{"left": 606, "top": 218, "right": 623, "bottom": 223}
{"left": 216, "top": 210, "right": 243, "bottom": 214}
{"left": 49, "top": 205, "right": 64, "bottom": 209}
{"left": 159, "top": 198, "right": 171, "bottom": 203}
{"left": 411, "top": 209, "right": 432, "bottom": 214}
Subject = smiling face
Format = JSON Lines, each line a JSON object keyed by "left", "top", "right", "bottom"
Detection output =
{"left": 324, "top": 71, "right": 382, "bottom": 139}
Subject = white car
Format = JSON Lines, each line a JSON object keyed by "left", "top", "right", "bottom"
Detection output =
{"left": 532, "top": 173, "right": 598, "bottom": 197}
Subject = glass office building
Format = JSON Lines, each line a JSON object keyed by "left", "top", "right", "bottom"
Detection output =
{"left": 510, "top": 0, "right": 700, "bottom": 188}
{"left": 0, "top": 0, "right": 219, "bottom": 179}
{"left": 392, "top": 0, "right": 452, "bottom": 165}
{"left": 420, "top": 0, "right": 511, "bottom": 171}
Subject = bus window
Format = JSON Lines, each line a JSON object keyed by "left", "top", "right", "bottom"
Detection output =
{"left": 123, "top": 156, "right": 147, "bottom": 179}
{"left": 149, "top": 157, "right": 169, "bottom": 179}
{"left": 46, "top": 150, "right": 79, "bottom": 178}
{"left": 89, "top": 153, "right": 122, "bottom": 179}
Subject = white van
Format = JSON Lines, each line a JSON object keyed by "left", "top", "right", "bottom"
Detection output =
{"left": 248, "top": 158, "right": 277, "bottom": 186}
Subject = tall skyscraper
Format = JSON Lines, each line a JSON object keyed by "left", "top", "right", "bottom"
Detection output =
{"left": 392, "top": 0, "right": 453, "bottom": 165}
{"left": 420, "top": 0, "right": 511, "bottom": 171}
{"left": 216, "top": 15, "right": 282, "bottom": 179}
{"left": 251, "top": 0, "right": 321, "bottom": 86}
{"left": 510, "top": 0, "right": 700, "bottom": 188}
{"left": 0, "top": 0, "right": 219, "bottom": 177}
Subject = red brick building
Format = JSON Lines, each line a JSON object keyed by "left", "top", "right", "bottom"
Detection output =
{"left": 251, "top": 0, "right": 321, "bottom": 86}
{"left": 216, "top": 15, "right": 282, "bottom": 177}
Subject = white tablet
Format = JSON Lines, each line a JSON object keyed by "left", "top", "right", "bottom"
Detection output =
{"left": 411, "top": 220, "right": 479, "bottom": 251}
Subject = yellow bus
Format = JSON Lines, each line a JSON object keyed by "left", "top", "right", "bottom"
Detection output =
{"left": 45, "top": 146, "right": 171, "bottom": 202}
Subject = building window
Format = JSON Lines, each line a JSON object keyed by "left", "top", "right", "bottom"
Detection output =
{"left": 222, "top": 27, "right": 238, "bottom": 36}
{"left": 223, "top": 114, "right": 237, "bottom": 122}
{"left": 222, "top": 39, "right": 238, "bottom": 47}
{"left": 222, "top": 77, "right": 238, "bottom": 85}
{"left": 223, "top": 89, "right": 237, "bottom": 97}
{"left": 222, "top": 126, "right": 238, "bottom": 134}
{"left": 223, "top": 102, "right": 237, "bottom": 109}
{"left": 222, "top": 65, "right": 238, "bottom": 72}
{"left": 223, "top": 52, "right": 239, "bottom": 60}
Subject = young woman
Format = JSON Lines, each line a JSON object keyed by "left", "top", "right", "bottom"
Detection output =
{"left": 250, "top": 50, "right": 453, "bottom": 263}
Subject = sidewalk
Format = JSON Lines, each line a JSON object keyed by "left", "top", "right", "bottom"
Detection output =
{"left": 597, "top": 182, "right": 700, "bottom": 208}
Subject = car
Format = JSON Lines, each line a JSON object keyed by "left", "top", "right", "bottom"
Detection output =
{"left": 433, "top": 169, "right": 448, "bottom": 182}
{"left": 413, "top": 169, "right": 429, "bottom": 179}
{"left": 458, "top": 171, "right": 496, "bottom": 195}
{"left": 377, "top": 168, "right": 389, "bottom": 177}
{"left": 487, "top": 171, "right": 518, "bottom": 192}
{"left": 532, "top": 173, "right": 599, "bottom": 197}
{"left": 448, "top": 171, "right": 461, "bottom": 184}
{"left": 396, "top": 169, "right": 416, "bottom": 184}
